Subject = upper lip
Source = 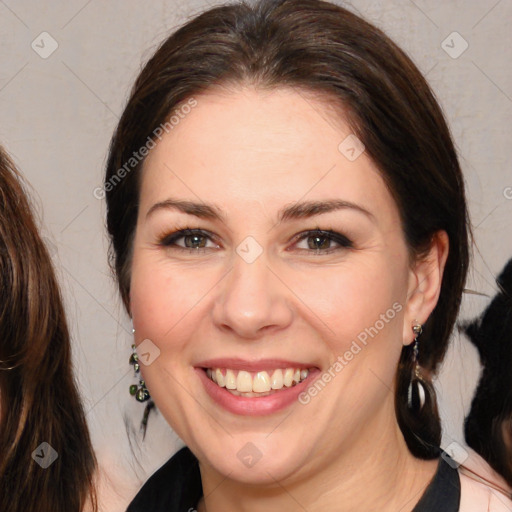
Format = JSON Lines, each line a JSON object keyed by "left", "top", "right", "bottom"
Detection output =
{"left": 195, "top": 358, "right": 317, "bottom": 371}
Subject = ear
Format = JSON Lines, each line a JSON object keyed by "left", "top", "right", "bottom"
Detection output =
{"left": 402, "top": 230, "right": 449, "bottom": 346}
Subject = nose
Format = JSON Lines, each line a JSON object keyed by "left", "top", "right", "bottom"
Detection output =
{"left": 212, "top": 248, "right": 294, "bottom": 339}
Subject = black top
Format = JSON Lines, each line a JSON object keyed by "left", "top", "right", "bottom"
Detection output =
{"left": 127, "top": 447, "right": 460, "bottom": 512}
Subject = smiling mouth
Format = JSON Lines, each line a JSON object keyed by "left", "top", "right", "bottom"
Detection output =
{"left": 203, "top": 367, "right": 311, "bottom": 397}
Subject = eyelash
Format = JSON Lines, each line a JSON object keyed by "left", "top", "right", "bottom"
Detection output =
{"left": 158, "top": 227, "right": 353, "bottom": 255}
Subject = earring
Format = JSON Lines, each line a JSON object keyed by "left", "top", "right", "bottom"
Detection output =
{"left": 129, "top": 332, "right": 155, "bottom": 439}
{"left": 129, "top": 344, "right": 151, "bottom": 402}
{"left": 407, "top": 321, "right": 426, "bottom": 410}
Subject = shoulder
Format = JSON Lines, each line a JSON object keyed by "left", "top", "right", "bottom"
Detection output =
{"left": 459, "top": 472, "right": 512, "bottom": 511}
{"left": 126, "top": 446, "right": 202, "bottom": 512}
{"left": 458, "top": 448, "right": 512, "bottom": 512}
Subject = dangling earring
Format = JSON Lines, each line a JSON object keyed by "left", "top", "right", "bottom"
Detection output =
{"left": 407, "top": 321, "right": 426, "bottom": 411}
{"left": 129, "top": 327, "right": 155, "bottom": 438}
{"left": 129, "top": 343, "right": 151, "bottom": 402}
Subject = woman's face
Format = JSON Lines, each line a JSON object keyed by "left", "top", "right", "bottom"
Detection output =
{"left": 130, "top": 86, "right": 422, "bottom": 484}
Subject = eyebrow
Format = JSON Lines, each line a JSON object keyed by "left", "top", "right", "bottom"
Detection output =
{"left": 146, "top": 198, "right": 375, "bottom": 223}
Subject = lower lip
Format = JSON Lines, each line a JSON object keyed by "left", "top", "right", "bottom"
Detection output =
{"left": 195, "top": 367, "right": 320, "bottom": 416}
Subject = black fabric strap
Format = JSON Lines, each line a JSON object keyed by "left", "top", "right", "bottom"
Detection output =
{"left": 412, "top": 454, "right": 460, "bottom": 512}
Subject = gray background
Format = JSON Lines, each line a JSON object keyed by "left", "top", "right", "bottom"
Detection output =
{"left": 1, "top": 0, "right": 511, "bottom": 504}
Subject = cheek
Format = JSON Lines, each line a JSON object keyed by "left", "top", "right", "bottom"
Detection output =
{"left": 130, "top": 247, "right": 218, "bottom": 349}
{"left": 130, "top": 263, "right": 168, "bottom": 336}
{"left": 129, "top": 251, "right": 199, "bottom": 341}
{"left": 298, "top": 257, "right": 403, "bottom": 348}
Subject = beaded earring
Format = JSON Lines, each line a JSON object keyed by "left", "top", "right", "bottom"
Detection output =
{"left": 407, "top": 321, "right": 426, "bottom": 411}
{"left": 129, "top": 343, "right": 151, "bottom": 402}
{"left": 129, "top": 328, "right": 155, "bottom": 438}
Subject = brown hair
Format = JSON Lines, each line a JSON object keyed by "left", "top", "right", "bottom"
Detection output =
{"left": 105, "top": 0, "right": 469, "bottom": 459}
{"left": 0, "top": 146, "right": 97, "bottom": 511}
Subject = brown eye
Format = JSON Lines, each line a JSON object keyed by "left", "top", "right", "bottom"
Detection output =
{"left": 159, "top": 228, "right": 218, "bottom": 252}
{"left": 293, "top": 229, "right": 353, "bottom": 254}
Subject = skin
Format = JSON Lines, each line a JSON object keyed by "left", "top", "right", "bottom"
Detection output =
{"left": 129, "top": 86, "right": 449, "bottom": 511}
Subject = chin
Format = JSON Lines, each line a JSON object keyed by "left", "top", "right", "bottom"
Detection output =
{"left": 194, "top": 432, "right": 315, "bottom": 485}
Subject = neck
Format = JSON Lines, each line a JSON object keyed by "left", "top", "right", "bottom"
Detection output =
{"left": 197, "top": 396, "right": 439, "bottom": 512}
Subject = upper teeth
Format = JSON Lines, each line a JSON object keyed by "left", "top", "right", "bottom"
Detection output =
{"left": 206, "top": 368, "right": 309, "bottom": 393}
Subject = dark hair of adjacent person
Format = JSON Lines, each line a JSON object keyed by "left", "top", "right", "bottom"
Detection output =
{"left": 104, "top": 0, "right": 472, "bottom": 460}
{"left": 0, "top": 146, "right": 97, "bottom": 512}
{"left": 462, "top": 257, "right": 512, "bottom": 488}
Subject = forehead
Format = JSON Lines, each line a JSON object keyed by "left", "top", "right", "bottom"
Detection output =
{"left": 139, "top": 86, "right": 396, "bottom": 221}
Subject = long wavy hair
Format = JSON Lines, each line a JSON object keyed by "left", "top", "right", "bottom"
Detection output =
{"left": 105, "top": 0, "right": 469, "bottom": 460}
{"left": 0, "top": 145, "right": 97, "bottom": 511}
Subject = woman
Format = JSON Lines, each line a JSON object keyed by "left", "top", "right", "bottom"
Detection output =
{"left": 103, "top": 0, "right": 512, "bottom": 510}
{"left": 0, "top": 145, "right": 97, "bottom": 511}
